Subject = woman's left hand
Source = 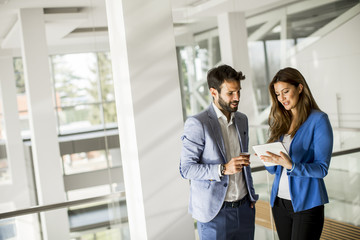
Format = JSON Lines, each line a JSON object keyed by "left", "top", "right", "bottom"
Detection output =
{"left": 260, "top": 151, "right": 293, "bottom": 170}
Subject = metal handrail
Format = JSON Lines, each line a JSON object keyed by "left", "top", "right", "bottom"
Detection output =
{"left": 0, "top": 191, "right": 125, "bottom": 220}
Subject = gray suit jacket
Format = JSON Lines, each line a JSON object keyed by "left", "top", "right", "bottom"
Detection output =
{"left": 180, "top": 104, "right": 258, "bottom": 223}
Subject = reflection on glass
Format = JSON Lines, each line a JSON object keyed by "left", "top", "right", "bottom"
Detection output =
{"left": 103, "top": 102, "right": 117, "bottom": 127}
{"left": 52, "top": 53, "right": 99, "bottom": 107}
{"left": 13, "top": 52, "right": 117, "bottom": 136}
{"left": 57, "top": 104, "right": 102, "bottom": 134}
{"left": 97, "top": 52, "right": 115, "bottom": 102}
{"left": 0, "top": 108, "right": 10, "bottom": 184}
{"left": 326, "top": 152, "right": 360, "bottom": 227}
{"left": 0, "top": 215, "right": 41, "bottom": 240}
{"left": 62, "top": 147, "right": 121, "bottom": 175}
{"left": 62, "top": 150, "right": 109, "bottom": 175}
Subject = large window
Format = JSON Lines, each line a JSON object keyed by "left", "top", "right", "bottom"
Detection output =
{"left": 178, "top": 29, "right": 221, "bottom": 118}
{"left": 13, "top": 52, "right": 117, "bottom": 137}
{"left": 51, "top": 52, "right": 117, "bottom": 135}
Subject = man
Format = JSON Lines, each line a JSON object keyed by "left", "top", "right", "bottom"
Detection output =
{"left": 180, "top": 64, "right": 258, "bottom": 240}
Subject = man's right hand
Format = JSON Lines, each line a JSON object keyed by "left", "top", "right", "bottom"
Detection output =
{"left": 223, "top": 154, "right": 250, "bottom": 175}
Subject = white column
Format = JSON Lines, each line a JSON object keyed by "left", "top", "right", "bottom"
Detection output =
{"left": 18, "top": 8, "right": 69, "bottom": 240}
{"left": 217, "top": 12, "right": 258, "bottom": 123}
{"left": 105, "top": 0, "right": 195, "bottom": 239}
{"left": 0, "top": 55, "right": 38, "bottom": 239}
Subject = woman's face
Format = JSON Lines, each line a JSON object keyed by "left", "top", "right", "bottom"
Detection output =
{"left": 274, "top": 81, "right": 303, "bottom": 114}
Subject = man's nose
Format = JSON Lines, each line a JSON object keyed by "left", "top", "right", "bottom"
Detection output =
{"left": 233, "top": 92, "right": 240, "bottom": 101}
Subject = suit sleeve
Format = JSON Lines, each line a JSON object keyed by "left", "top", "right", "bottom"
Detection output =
{"left": 179, "top": 117, "right": 221, "bottom": 181}
{"left": 288, "top": 114, "right": 333, "bottom": 178}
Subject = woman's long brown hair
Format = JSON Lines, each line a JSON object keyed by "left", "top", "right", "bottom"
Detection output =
{"left": 268, "top": 67, "right": 320, "bottom": 142}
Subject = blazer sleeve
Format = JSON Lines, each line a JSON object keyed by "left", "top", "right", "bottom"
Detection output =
{"left": 179, "top": 117, "right": 221, "bottom": 181}
{"left": 288, "top": 114, "right": 333, "bottom": 178}
{"left": 265, "top": 165, "right": 278, "bottom": 175}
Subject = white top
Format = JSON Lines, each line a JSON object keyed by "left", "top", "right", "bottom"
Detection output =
{"left": 212, "top": 103, "right": 247, "bottom": 201}
{"left": 277, "top": 134, "right": 293, "bottom": 200}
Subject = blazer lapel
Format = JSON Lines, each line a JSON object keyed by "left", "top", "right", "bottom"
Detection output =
{"left": 207, "top": 105, "right": 227, "bottom": 162}
{"left": 234, "top": 113, "right": 248, "bottom": 152}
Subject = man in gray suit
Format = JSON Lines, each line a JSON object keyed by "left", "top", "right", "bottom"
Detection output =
{"left": 180, "top": 64, "right": 258, "bottom": 240}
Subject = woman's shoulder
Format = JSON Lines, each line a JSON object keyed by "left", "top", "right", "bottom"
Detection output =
{"left": 308, "top": 109, "right": 328, "bottom": 120}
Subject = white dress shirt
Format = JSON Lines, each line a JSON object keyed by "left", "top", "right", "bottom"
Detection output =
{"left": 277, "top": 134, "right": 293, "bottom": 200}
{"left": 212, "top": 103, "right": 248, "bottom": 201}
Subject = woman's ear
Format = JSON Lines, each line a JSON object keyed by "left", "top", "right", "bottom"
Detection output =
{"left": 298, "top": 84, "right": 304, "bottom": 94}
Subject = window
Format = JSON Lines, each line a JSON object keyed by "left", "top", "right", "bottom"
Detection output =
{"left": 13, "top": 52, "right": 117, "bottom": 137}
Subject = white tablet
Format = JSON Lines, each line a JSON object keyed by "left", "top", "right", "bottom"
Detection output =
{"left": 252, "top": 142, "right": 288, "bottom": 167}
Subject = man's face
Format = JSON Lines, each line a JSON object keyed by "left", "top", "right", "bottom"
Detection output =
{"left": 211, "top": 80, "right": 241, "bottom": 115}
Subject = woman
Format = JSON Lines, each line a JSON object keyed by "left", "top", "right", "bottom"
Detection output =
{"left": 260, "top": 67, "right": 333, "bottom": 240}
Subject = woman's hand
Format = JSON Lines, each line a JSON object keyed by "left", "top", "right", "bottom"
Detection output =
{"left": 260, "top": 151, "right": 293, "bottom": 170}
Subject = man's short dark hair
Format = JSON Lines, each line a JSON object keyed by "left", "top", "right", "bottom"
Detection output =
{"left": 207, "top": 64, "right": 245, "bottom": 92}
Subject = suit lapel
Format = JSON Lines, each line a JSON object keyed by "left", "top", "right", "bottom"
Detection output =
{"left": 207, "top": 105, "right": 227, "bottom": 162}
{"left": 234, "top": 113, "right": 248, "bottom": 152}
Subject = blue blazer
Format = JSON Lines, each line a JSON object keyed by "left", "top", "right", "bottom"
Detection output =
{"left": 265, "top": 110, "right": 333, "bottom": 212}
{"left": 180, "top": 104, "right": 258, "bottom": 223}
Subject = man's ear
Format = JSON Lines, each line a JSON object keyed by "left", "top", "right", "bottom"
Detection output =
{"left": 210, "top": 88, "right": 217, "bottom": 98}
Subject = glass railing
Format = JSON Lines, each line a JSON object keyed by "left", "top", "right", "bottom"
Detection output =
{"left": 1, "top": 127, "right": 359, "bottom": 239}
{"left": 0, "top": 192, "right": 128, "bottom": 240}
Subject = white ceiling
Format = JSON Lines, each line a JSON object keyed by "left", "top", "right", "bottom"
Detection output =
{"left": 0, "top": 0, "right": 290, "bottom": 53}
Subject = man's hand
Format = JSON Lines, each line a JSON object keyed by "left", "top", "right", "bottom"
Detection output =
{"left": 223, "top": 154, "right": 250, "bottom": 175}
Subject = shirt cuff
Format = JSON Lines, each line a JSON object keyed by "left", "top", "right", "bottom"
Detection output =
{"left": 287, "top": 162, "right": 295, "bottom": 173}
{"left": 218, "top": 164, "right": 222, "bottom": 177}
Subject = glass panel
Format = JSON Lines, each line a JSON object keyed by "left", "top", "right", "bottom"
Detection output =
{"left": 108, "top": 148, "right": 122, "bottom": 168}
{"left": 252, "top": 170, "right": 277, "bottom": 239}
{"left": 0, "top": 104, "right": 10, "bottom": 184}
{"left": 178, "top": 46, "right": 196, "bottom": 118}
{"left": 57, "top": 104, "right": 102, "bottom": 134}
{"left": 62, "top": 150, "right": 109, "bottom": 175}
{"left": 97, "top": 52, "right": 115, "bottom": 102}
{"left": 0, "top": 214, "right": 41, "bottom": 240}
{"left": 13, "top": 58, "right": 30, "bottom": 137}
{"left": 13, "top": 58, "right": 25, "bottom": 95}
{"left": 326, "top": 152, "right": 360, "bottom": 226}
{"left": 0, "top": 195, "right": 129, "bottom": 240}
{"left": 68, "top": 196, "right": 129, "bottom": 239}
{"left": 211, "top": 36, "right": 221, "bottom": 65}
{"left": 51, "top": 53, "right": 99, "bottom": 107}
{"left": 333, "top": 129, "right": 360, "bottom": 152}
{"left": 103, "top": 102, "right": 117, "bottom": 127}
{"left": 0, "top": 140, "right": 10, "bottom": 185}
{"left": 195, "top": 39, "right": 210, "bottom": 84}
{"left": 248, "top": 41, "right": 268, "bottom": 112}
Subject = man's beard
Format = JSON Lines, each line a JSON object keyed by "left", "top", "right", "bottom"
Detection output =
{"left": 218, "top": 95, "right": 239, "bottom": 113}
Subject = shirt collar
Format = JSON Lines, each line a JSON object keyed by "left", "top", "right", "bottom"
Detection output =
{"left": 212, "top": 102, "right": 235, "bottom": 123}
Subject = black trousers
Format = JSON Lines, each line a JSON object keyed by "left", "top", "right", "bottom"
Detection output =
{"left": 272, "top": 197, "right": 324, "bottom": 240}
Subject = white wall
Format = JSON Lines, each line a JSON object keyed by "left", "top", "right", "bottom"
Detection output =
{"left": 290, "top": 14, "right": 360, "bottom": 131}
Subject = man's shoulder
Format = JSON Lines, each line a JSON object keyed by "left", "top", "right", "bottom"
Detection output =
{"left": 234, "top": 111, "right": 248, "bottom": 121}
{"left": 186, "top": 106, "right": 211, "bottom": 122}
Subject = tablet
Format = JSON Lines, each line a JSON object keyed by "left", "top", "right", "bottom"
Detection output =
{"left": 252, "top": 142, "right": 288, "bottom": 167}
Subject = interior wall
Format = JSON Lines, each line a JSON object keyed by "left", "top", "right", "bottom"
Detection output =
{"left": 290, "top": 14, "right": 360, "bottom": 130}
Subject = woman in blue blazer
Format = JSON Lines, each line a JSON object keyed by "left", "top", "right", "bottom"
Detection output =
{"left": 259, "top": 67, "right": 333, "bottom": 240}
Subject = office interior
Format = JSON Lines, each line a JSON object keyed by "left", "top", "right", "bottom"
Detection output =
{"left": 0, "top": 0, "right": 359, "bottom": 239}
